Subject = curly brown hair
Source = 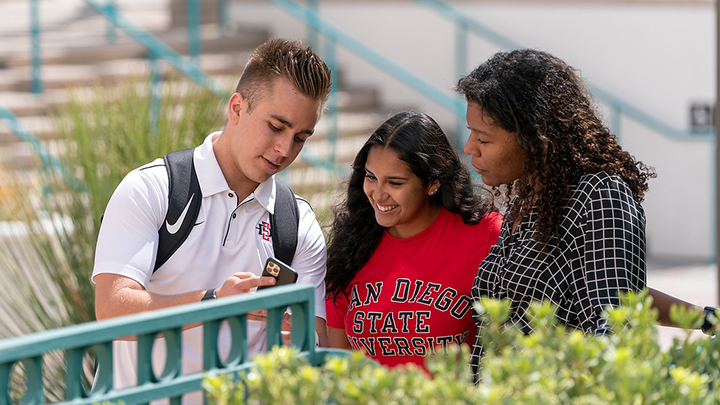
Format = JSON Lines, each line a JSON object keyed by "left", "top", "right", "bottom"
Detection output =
{"left": 456, "top": 49, "right": 655, "bottom": 246}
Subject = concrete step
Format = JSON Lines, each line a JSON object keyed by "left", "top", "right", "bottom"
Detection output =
{"left": 0, "top": 0, "right": 170, "bottom": 39}
{"left": 0, "top": 25, "right": 268, "bottom": 69}
{"left": 0, "top": 49, "right": 257, "bottom": 93}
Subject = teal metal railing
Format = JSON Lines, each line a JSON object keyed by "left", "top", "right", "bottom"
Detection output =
{"left": 84, "top": 0, "right": 227, "bottom": 98}
{"left": 21, "top": 0, "right": 348, "bottom": 173}
{"left": 261, "top": 0, "right": 715, "bottom": 152}
{"left": 0, "top": 105, "right": 63, "bottom": 174}
{"left": 14, "top": 0, "right": 231, "bottom": 178}
{"left": 266, "top": 0, "right": 466, "bottom": 119}
{"left": 29, "top": 0, "right": 225, "bottom": 98}
{"left": 411, "top": 0, "right": 715, "bottom": 142}
{"left": 407, "top": 0, "right": 716, "bottom": 259}
{"left": 0, "top": 284, "right": 349, "bottom": 405}
{"left": 29, "top": 0, "right": 41, "bottom": 94}
{"left": 261, "top": 0, "right": 468, "bottom": 162}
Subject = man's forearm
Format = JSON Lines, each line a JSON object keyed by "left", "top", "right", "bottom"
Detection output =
{"left": 95, "top": 288, "right": 206, "bottom": 321}
{"left": 315, "top": 317, "right": 330, "bottom": 347}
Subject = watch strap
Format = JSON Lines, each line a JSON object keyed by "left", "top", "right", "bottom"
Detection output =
{"left": 202, "top": 288, "right": 217, "bottom": 302}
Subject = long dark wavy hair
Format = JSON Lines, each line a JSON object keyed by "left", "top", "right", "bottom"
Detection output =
{"left": 455, "top": 49, "right": 655, "bottom": 246}
{"left": 325, "top": 111, "right": 492, "bottom": 299}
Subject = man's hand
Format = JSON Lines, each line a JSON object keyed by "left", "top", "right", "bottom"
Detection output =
{"left": 246, "top": 311, "right": 329, "bottom": 348}
{"left": 247, "top": 310, "right": 293, "bottom": 345}
{"left": 216, "top": 272, "right": 276, "bottom": 298}
{"left": 94, "top": 272, "right": 276, "bottom": 322}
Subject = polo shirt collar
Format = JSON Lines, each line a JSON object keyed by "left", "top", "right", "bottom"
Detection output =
{"left": 193, "top": 131, "right": 279, "bottom": 215}
{"left": 253, "top": 176, "right": 277, "bottom": 215}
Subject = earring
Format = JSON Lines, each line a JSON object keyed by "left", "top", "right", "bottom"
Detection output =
{"left": 430, "top": 189, "right": 437, "bottom": 195}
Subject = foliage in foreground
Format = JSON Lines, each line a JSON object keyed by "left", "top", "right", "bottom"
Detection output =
{"left": 204, "top": 292, "right": 720, "bottom": 405}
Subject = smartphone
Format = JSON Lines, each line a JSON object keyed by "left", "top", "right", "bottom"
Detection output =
{"left": 257, "top": 257, "right": 298, "bottom": 290}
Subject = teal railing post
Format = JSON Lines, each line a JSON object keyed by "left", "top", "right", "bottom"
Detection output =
{"left": 105, "top": 0, "right": 118, "bottom": 43}
{"left": 187, "top": 0, "right": 202, "bottom": 63}
{"left": 610, "top": 103, "right": 622, "bottom": 142}
{"left": 0, "top": 362, "right": 11, "bottom": 405}
{"left": 306, "top": 0, "right": 320, "bottom": 48}
{"left": 2, "top": 357, "right": 43, "bottom": 405}
{"left": 84, "top": 0, "right": 227, "bottom": 97}
{"left": 265, "top": 0, "right": 466, "bottom": 120}
{"left": 454, "top": 20, "right": 468, "bottom": 150}
{"left": 0, "top": 105, "right": 62, "bottom": 173}
{"left": 148, "top": 52, "right": 162, "bottom": 135}
{"left": 65, "top": 347, "right": 86, "bottom": 401}
{"left": 30, "top": 0, "right": 42, "bottom": 94}
{"left": 455, "top": 21, "right": 467, "bottom": 79}
{"left": 218, "top": 0, "right": 230, "bottom": 35}
{"left": 324, "top": 38, "right": 339, "bottom": 171}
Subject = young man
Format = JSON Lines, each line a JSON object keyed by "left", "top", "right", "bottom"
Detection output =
{"left": 92, "top": 38, "right": 332, "bottom": 400}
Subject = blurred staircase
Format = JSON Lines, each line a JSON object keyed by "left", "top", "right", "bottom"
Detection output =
{"left": 0, "top": 0, "right": 390, "bottom": 220}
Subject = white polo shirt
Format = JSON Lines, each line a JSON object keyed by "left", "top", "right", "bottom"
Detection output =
{"left": 92, "top": 132, "right": 327, "bottom": 402}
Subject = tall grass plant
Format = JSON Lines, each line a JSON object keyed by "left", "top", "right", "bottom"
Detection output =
{"left": 0, "top": 76, "right": 226, "bottom": 400}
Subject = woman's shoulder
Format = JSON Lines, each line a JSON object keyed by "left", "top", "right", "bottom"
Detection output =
{"left": 576, "top": 171, "right": 626, "bottom": 188}
{"left": 479, "top": 211, "right": 503, "bottom": 231}
{"left": 443, "top": 209, "right": 503, "bottom": 234}
{"left": 565, "top": 172, "right": 640, "bottom": 218}
{"left": 573, "top": 172, "right": 634, "bottom": 198}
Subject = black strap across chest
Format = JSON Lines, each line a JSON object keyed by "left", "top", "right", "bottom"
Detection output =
{"left": 154, "top": 148, "right": 299, "bottom": 272}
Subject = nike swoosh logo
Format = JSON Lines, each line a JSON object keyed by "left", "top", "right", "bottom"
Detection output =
{"left": 166, "top": 194, "right": 195, "bottom": 235}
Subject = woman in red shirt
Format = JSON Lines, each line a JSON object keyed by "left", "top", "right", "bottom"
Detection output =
{"left": 324, "top": 111, "right": 502, "bottom": 371}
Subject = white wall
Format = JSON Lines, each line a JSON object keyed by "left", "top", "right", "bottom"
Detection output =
{"left": 231, "top": 0, "right": 716, "bottom": 262}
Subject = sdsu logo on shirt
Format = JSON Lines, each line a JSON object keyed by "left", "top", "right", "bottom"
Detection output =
{"left": 256, "top": 221, "right": 271, "bottom": 241}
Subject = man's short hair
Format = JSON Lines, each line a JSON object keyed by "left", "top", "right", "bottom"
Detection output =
{"left": 236, "top": 38, "right": 332, "bottom": 109}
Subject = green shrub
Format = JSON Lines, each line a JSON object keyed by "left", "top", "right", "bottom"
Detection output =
{"left": 204, "top": 292, "right": 720, "bottom": 404}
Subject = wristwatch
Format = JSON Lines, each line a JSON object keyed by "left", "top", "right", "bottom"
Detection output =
{"left": 202, "top": 288, "right": 217, "bottom": 302}
{"left": 701, "top": 306, "right": 717, "bottom": 335}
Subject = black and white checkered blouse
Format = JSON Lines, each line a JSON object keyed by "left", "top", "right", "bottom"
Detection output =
{"left": 470, "top": 172, "right": 647, "bottom": 368}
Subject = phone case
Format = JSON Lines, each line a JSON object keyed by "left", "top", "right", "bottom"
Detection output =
{"left": 257, "top": 257, "right": 298, "bottom": 290}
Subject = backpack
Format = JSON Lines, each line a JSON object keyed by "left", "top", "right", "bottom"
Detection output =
{"left": 153, "top": 148, "right": 299, "bottom": 272}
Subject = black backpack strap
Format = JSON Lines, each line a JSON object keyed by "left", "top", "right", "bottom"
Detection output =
{"left": 154, "top": 148, "right": 202, "bottom": 272}
{"left": 269, "top": 178, "right": 299, "bottom": 266}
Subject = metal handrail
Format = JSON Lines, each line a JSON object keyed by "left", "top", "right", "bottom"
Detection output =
{"left": 9, "top": 0, "right": 230, "bottom": 180}
{"left": 0, "top": 105, "right": 63, "bottom": 173}
{"left": 84, "top": 0, "right": 227, "bottom": 98}
{"left": 265, "top": 0, "right": 466, "bottom": 119}
{"left": 0, "top": 284, "right": 348, "bottom": 405}
{"left": 412, "top": 0, "right": 715, "bottom": 142}
{"left": 18, "top": 0, "right": 352, "bottom": 175}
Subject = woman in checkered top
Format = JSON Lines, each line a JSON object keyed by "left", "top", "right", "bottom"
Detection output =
{"left": 456, "top": 49, "right": 658, "bottom": 373}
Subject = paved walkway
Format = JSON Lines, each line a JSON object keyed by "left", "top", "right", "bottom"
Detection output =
{"left": 648, "top": 263, "right": 718, "bottom": 349}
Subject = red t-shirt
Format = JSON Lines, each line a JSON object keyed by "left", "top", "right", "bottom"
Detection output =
{"left": 326, "top": 209, "right": 502, "bottom": 370}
